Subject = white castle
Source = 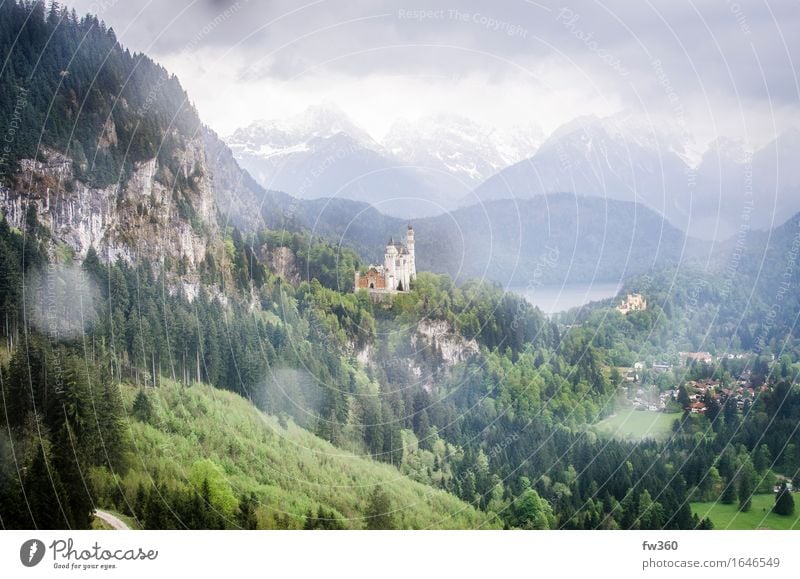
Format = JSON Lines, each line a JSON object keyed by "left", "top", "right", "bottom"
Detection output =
{"left": 355, "top": 225, "right": 416, "bottom": 294}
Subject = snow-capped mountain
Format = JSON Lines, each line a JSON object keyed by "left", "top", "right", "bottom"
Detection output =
{"left": 225, "top": 105, "right": 543, "bottom": 217}
{"left": 228, "top": 103, "right": 380, "bottom": 159}
{"left": 383, "top": 113, "right": 542, "bottom": 187}
{"left": 227, "top": 104, "right": 426, "bottom": 215}
{"left": 470, "top": 114, "right": 693, "bottom": 232}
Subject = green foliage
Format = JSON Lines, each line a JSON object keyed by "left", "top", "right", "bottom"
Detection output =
{"left": 0, "top": 1, "right": 199, "bottom": 186}
{"left": 303, "top": 507, "right": 346, "bottom": 530}
{"left": 258, "top": 229, "right": 361, "bottom": 292}
{"left": 365, "top": 487, "right": 396, "bottom": 530}
{"left": 510, "top": 487, "right": 554, "bottom": 529}
{"left": 237, "top": 493, "right": 260, "bottom": 530}
{"left": 112, "top": 380, "right": 493, "bottom": 529}
{"left": 773, "top": 484, "right": 795, "bottom": 517}
{"left": 189, "top": 459, "right": 239, "bottom": 519}
{"left": 132, "top": 388, "right": 153, "bottom": 422}
{"left": 737, "top": 459, "right": 756, "bottom": 512}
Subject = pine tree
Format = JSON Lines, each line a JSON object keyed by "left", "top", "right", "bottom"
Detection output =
{"left": 754, "top": 444, "right": 772, "bottom": 474}
{"left": 132, "top": 388, "right": 153, "bottom": 423}
{"left": 773, "top": 483, "right": 795, "bottom": 516}
{"left": 25, "top": 444, "right": 73, "bottom": 529}
{"left": 697, "top": 517, "right": 714, "bottom": 530}
{"left": 721, "top": 478, "right": 737, "bottom": 504}
{"left": 737, "top": 460, "right": 756, "bottom": 512}
{"left": 365, "top": 487, "right": 396, "bottom": 530}
{"left": 236, "top": 493, "right": 259, "bottom": 529}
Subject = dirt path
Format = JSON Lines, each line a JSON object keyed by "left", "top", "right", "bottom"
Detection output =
{"left": 94, "top": 510, "right": 131, "bottom": 530}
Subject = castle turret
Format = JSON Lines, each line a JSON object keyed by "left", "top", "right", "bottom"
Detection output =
{"left": 385, "top": 239, "right": 398, "bottom": 291}
{"left": 406, "top": 225, "right": 416, "bottom": 280}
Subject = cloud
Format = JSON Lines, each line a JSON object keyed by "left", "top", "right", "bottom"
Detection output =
{"left": 63, "top": 0, "right": 799, "bottom": 145}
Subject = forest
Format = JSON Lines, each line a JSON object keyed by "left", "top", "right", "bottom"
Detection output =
{"left": 0, "top": 0, "right": 198, "bottom": 187}
{"left": 4, "top": 198, "right": 799, "bottom": 529}
{"left": 1, "top": 0, "right": 799, "bottom": 531}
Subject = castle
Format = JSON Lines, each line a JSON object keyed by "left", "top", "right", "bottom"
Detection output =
{"left": 355, "top": 225, "right": 416, "bottom": 295}
{"left": 616, "top": 293, "right": 647, "bottom": 315}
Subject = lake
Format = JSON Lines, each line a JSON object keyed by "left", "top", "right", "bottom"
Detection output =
{"left": 509, "top": 282, "right": 622, "bottom": 315}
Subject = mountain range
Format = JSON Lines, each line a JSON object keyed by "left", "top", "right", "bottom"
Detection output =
{"left": 226, "top": 104, "right": 541, "bottom": 217}
{"left": 228, "top": 107, "right": 800, "bottom": 241}
{"left": 474, "top": 116, "right": 800, "bottom": 240}
{"left": 202, "top": 127, "right": 698, "bottom": 285}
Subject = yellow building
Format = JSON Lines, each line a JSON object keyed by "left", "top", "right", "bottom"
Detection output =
{"left": 616, "top": 293, "right": 646, "bottom": 315}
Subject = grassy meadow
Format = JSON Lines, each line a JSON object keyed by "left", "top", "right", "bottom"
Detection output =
{"left": 691, "top": 494, "right": 799, "bottom": 530}
{"left": 594, "top": 408, "right": 679, "bottom": 442}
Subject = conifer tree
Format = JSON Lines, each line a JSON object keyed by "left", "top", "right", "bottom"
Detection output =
{"left": 773, "top": 483, "right": 795, "bottom": 516}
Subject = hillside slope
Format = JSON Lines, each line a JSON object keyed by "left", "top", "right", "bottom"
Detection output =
{"left": 102, "top": 380, "right": 495, "bottom": 530}
{"left": 0, "top": 2, "right": 229, "bottom": 287}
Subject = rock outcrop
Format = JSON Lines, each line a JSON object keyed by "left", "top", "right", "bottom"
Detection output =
{"left": 1, "top": 138, "right": 227, "bottom": 295}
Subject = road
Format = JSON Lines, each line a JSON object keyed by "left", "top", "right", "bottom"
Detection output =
{"left": 94, "top": 509, "right": 131, "bottom": 530}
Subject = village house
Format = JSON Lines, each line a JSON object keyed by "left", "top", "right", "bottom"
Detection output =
{"left": 688, "top": 401, "right": 707, "bottom": 414}
{"left": 679, "top": 351, "right": 713, "bottom": 365}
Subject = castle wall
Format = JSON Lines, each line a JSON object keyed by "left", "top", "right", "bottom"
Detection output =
{"left": 357, "top": 269, "right": 386, "bottom": 290}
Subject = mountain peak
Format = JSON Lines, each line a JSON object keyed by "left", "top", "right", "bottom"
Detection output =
{"left": 702, "top": 136, "right": 752, "bottom": 165}
{"left": 228, "top": 102, "right": 378, "bottom": 152}
{"left": 383, "top": 113, "right": 542, "bottom": 183}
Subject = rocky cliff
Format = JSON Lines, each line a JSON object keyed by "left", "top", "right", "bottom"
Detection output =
{"left": 1, "top": 137, "right": 226, "bottom": 295}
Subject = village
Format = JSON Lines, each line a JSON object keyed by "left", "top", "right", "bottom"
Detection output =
{"left": 609, "top": 293, "right": 771, "bottom": 416}
{"left": 617, "top": 350, "right": 769, "bottom": 415}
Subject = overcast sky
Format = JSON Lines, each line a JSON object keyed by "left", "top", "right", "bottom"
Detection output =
{"left": 66, "top": 0, "right": 799, "bottom": 151}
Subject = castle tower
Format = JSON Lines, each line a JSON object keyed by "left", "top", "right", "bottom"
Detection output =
{"left": 406, "top": 225, "right": 416, "bottom": 280}
{"left": 385, "top": 239, "right": 398, "bottom": 291}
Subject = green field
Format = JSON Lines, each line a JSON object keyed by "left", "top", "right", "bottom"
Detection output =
{"left": 594, "top": 408, "right": 678, "bottom": 441}
{"left": 691, "top": 494, "right": 800, "bottom": 530}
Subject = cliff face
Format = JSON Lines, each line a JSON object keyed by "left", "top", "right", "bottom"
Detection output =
{"left": 354, "top": 318, "right": 480, "bottom": 392}
{"left": 0, "top": 137, "right": 226, "bottom": 292}
{"left": 412, "top": 319, "right": 480, "bottom": 367}
{"left": 0, "top": 1, "right": 239, "bottom": 295}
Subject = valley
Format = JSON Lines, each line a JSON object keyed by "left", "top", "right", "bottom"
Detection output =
{"left": 1, "top": 1, "right": 798, "bottom": 534}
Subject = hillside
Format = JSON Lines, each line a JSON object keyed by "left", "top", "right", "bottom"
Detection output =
{"left": 584, "top": 210, "right": 800, "bottom": 356}
{"left": 0, "top": 1, "right": 229, "bottom": 286}
{"left": 3, "top": 0, "right": 798, "bottom": 535}
{"left": 96, "top": 380, "right": 495, "bottom": 529}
